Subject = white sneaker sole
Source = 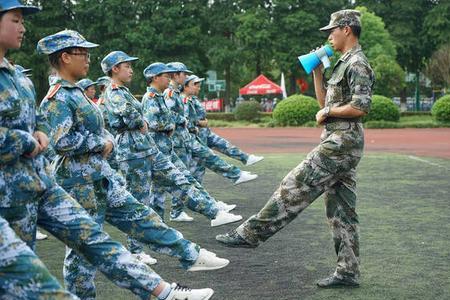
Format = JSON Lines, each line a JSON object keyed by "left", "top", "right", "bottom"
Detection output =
{"left": 246, "top": 156, "right": 264, "bottom": 166}
{"left": 188, "top": 260, "right": 230, "bottom": 272}
{"left": 211, "top": 215, "right": 242, "bottom": 227}
{"left": 234, "top": 174, "right": 258, "bottom": 186}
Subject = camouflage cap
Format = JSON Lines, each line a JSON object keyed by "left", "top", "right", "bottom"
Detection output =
{"left": 77, "top": 78, "right": 97, "bottom": 90}
{"left": 96, "top": 76, "right": 111, "bottom": 87}
{"left": 0, "top": 0, "right": 40, "bottom": 15}
{"left": 184, "top": 75, "right": 204, "bottom": 86}
{"left": 36, "top": 29, "right": 98, "bottom": 55}
{"left": 166, "top": 62, "right": 193, "bottom": 74}
{"left": 143, "top": 62, "right": 177, "bottom": 79}
{"left": 320, "top": 9, "right": 361, "bottom": 31}
{"left": 101, "top": 51, "right": 138, "bottom": 74}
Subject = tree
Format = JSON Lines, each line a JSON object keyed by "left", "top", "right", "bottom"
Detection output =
{"left": 425, "top": 44, "right": 450, "bottom": 92}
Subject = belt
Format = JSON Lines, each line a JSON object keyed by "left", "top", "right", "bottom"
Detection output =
{"left": 158, "top": 129, "right": 173, "bottom": 135}
{"left": 325, "top": 117, "right": 361, "bottom": 124}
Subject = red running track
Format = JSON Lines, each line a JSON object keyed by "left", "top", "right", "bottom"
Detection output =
{"left": 212, "top": 127, "right": 450, "bottom": 159}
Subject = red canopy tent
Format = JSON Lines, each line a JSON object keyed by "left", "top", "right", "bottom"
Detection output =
{"left": 239, "top": 74, "right": 283, "bottom": 95}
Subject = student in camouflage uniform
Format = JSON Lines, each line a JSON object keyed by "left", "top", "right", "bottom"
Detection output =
{"left": 142, "top": 62, "right": 250, "bottom": 222}
{"left": 0, "top": 4, "right": 214, "bottom": 300}
{"left": 76, "top": 78, "right": 98, "bottom": 104}
{"left": 182, "top": 76, "right": 263, "bottom": 182}
{"left": 100, "top": 51, "right": 242, "bottom": 255}
{"left": 37, "top": 30, "right": 228, "bottom": 299}
{"left": 0, "top": 215, "right": 79, "bottom": 299}
{"left": 217, "top": 9, "right": 375, "bottom": 288}
{"left": 162, "top": 62, "right": 239, "bottom": 221}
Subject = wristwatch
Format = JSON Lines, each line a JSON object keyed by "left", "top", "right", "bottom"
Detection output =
{"left": 323, "top": 106, "right": 331, "bottom": 117}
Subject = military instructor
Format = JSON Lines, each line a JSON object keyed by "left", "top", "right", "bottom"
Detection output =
{"left": 216, "top": 9, "right": 374, "bottom": 288}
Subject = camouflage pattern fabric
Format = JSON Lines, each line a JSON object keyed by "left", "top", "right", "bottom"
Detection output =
{"left": 0, "top": 216, "right": 79, "bottom": 300}
{"left": 235, "top": 44, "right": 374, "bottom": 280}
{"left": 39, "top": 76, "right": 201, "bottom": 299}
{"left": 142, "top": 86, "right": 222, "bottom": 219}
{"left": 320, "top": 9, "right": 362, "bottom": 31}
{"left": 101, "top": 82, "right": 218, "bottom": 250}
{"left": 182, "top": 94, "right": 241, "bottom": 183}
{"left": 0, "top": 59, "right": 163, "bottom": 300}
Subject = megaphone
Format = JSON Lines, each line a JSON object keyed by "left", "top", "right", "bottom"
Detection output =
{"left": 298, "top": 45, "right": 334, "bottom": 74}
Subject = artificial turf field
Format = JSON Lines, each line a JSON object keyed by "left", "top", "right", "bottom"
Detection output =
{"left": 36, "top": 153, "right": 450, "bottom": 300}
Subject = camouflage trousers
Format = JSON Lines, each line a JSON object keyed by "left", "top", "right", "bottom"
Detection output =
{"left": 0, "top": 215, "right": 79, "bottom": 300}
{"left": 182, "top": 133, "right": 241, "bottom": 184}
{"left": 191, "top": 128, "right": 249, "bottom": 183}
{"left": 0, "top": 183, "right": 162, "bottom": 300}
{"left": 63, "top": 172, "right": 200, "bottom": 299}
{"left": 117, "top": 153, "right": 219, "bottom": 252}
{"left": 236, "top": 145, "right": 362, "bottom": 278}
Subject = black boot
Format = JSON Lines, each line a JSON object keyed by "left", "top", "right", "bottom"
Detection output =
{"left": 317, "top": 274, "right": 360, "bottom": 288}
{"left": 215, "top": 230, "right": 257, "bottom": 248}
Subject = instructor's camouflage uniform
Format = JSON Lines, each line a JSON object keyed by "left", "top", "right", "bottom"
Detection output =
{"left": 232, "top": 11, "right": 374, "bottom": 281}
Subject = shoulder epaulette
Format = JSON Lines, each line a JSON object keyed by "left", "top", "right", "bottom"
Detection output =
{"left": 147, "top": 92, "right": 156, "bottom": 98}
{"left": 182, "top": 97, "right": 189, "bottom": 104}
{"left": 45, "top": 84, "right": 62, "bottom": 100}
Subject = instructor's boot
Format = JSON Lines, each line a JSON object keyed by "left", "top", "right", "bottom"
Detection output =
{"left": 215, "top": 230, "right": 257, "bottom": 248}
{"left": 317, "top": 274, "right": 360, "bottom": 288}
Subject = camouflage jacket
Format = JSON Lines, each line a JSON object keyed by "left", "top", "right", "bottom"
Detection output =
{"left": 325, "top": 44, "right": 374, "bottom": 114}
{"left": 39, "top": 76, "right": 116, "bottom": 187}
{"left": 163, "top": 83, "right": 190, "bottom": 147}
{"left": 183, "top": 95, "right": 202, "bottom": 132}
{"left": 0, "top": 58, "right": 54, "bottom": 206}
{"left": 320, "top": 44, "right": 375, "bottom": 158}
{"left": 102, "top": 82, "right": 158, "bottom": 162}
{"left": 142, "top": 86, "right": 175, "bottom": 154}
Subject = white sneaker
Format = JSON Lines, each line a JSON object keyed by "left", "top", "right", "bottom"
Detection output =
{"left": 233, "top": 171, "right": 258, "bottom": 185}
{"left": 133, "top": 252, "right": 157, "bottom": 265}
{"left": 36, "top": 230, "right": 48, "bottom": 240}
{"left": 245, "top": 154, "right": 264, "bottom": 166}
{"left": 211, "top": 210, "right": 242, "bottom": 227}
{"left": 188, "top": 249, "right": 229, "bottom": 272}
{"left": 165, "top": 283, "right": 214, "bottom": 300}
{"left": 216, "top": 201, "right": 236, "bottom": 212}
{"left": 170, "top": 212, "right": 194, "bottom": 222}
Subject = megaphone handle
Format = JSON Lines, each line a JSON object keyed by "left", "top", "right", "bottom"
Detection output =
{"left": 321, "top": 56, "right": 331, "bottom": 69}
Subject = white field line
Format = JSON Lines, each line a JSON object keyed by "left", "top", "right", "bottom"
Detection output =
{"left": 408, "top": 155, "right": 450, "bottom": 170}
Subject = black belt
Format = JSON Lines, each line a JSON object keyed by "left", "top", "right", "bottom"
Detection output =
{"left": 325, "top": 117, "right": 361, "bottom": 124}
{"left": 158, "top": 129, "right": 173, "bottom": 135}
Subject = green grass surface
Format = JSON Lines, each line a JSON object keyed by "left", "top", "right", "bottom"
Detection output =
{"left": 36, "top": 153, "right": 450, "bottom": 299}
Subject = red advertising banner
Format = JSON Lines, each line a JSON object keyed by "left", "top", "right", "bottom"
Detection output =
{"left": 202, "top": 98, "right": 223, "bottom": 112}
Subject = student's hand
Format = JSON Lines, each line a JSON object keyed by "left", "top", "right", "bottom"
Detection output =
{"left": 33, "top": 131, "right": 49, "bottom": 152}
{"left": 140, "top": 121, "right": 149, "bottom": 134}
{"left": 315, "top": 108, "right": 328, "bottom": 125}
{"left": 102, "top": 140, "right": 114, "bottom": 158}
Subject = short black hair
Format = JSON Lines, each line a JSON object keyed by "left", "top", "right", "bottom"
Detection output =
{"left": 48, "top": 47, "right": 77, "bottom": 69}
{"left": 107, "top": 70, "right": 113, "bottom": 77}
{"left": 349, "top": 25, "right": 361, "bottom": 38}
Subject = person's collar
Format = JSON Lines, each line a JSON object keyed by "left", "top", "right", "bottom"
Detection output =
{"left": 0, "top": 58, "right": 16, "bottom": 73}
{"left": 339, "top": 44, "right": 362, "bottom": 62}
{"left": 49, "top": 74, "right": 79, "bottom": 89}
{"left": 147, "top": 86, "right": 161, "bottom": 96}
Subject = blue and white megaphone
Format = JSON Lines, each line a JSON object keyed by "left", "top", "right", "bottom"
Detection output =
{"left": 298, "top": 45, "right": 334, "bottom": 74}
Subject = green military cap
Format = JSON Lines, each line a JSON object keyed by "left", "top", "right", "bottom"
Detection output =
{"left": 320, "top": 9, "right": 361, "bottom": 31}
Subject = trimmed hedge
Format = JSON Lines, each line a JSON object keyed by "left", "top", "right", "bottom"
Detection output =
{"left": 207, "top": 112, "right": 236, "bottom": 121}
{"left": 273, "top": 95, "right": 319, "bottom": 126}
{"left": 363, "top": 95, "right": 400, "bottom": 122}
{"left": 234, "top": 100, "right": 261, "bottom": 121}
{"left": 431, "top": 95, "right": 450, "bottom": 122}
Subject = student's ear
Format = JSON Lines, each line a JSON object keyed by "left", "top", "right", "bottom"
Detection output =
{"left": 60, "top": 52, "right": 72, "bottom": 65}
{"left": 111, "top": 64, "right": 120, "bottom": 75}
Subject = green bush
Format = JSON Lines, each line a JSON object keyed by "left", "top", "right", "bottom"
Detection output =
{"left": 431, "top": 95, "right": 450, "bottom": 122}
{"left": 273, "top": 95, "right": 319, "bottom": 126}
{"left": 363, "top": 95, "right": 400, "bottom": 122}
{"left": 234, "top": 100, "right": 261, "bottom": 121}
{"left": 207, "top": 112, "right": 236, "bottom": 121}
